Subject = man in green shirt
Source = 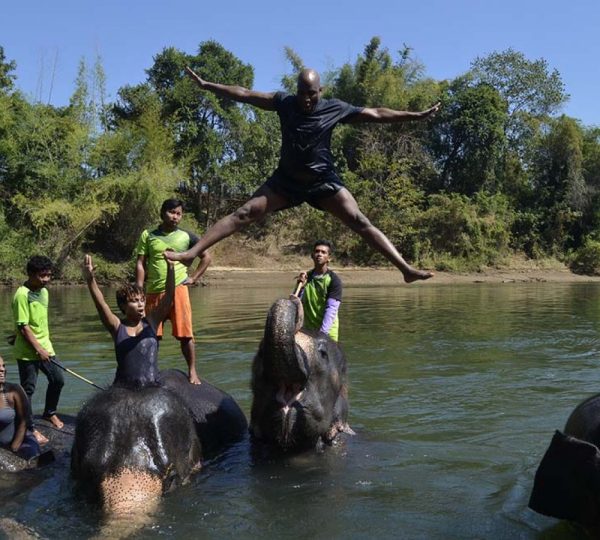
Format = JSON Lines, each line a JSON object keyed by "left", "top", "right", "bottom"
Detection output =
{"left": 12, "top": 256, "right": 65, "bottom": 445}
{"left": 296, "top": 240, "right": 342, "bottom": 342}
{"left": 135, "top": 199, "right": 211, "bottom": 385}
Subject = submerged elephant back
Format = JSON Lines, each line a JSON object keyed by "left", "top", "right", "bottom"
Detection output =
{"left": 72, "top": 385, "right": 200, "bottom": 487}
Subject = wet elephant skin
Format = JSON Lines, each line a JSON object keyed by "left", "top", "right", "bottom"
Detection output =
{"left": 529, "top": 394, "right": 600, "bottom": 530}
{"left": 250, "top": 297, "right": 350, "bottom": 452}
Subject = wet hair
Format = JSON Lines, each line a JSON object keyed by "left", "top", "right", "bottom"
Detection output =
{"left": 115, "top": 283, "right": 145, "bottom": 313}
{"left": 160, "top": 198, "right": 185, "bottom": 216}
{"left": 26, "top": 255, "right": 54, "bottom": 275}
{"left": 313, "top": 240, "right": 333, "bottom": 254}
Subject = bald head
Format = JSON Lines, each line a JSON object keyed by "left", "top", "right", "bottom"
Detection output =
{"left": 297, "top": 68, "right": 321, "bottom": 87}
{"left": 296, "top": 68, "right": 322, "bottom": 113}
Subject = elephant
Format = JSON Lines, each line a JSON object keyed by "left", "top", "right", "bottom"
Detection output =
{"left": 71, "top": 369, "right": 247, "bottom": 517}
{"left": 529, "top": 393, "right": 600, "bottom": 530}
{"left": 250, "top": 296, "right": 352, "bottom": 452}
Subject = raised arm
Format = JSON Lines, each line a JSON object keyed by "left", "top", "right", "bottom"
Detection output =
{"left": 83, "top": 254, "right": 121, "bottom": 336}
{"left": 147, "top": 256, "right": 175, "bottom": 330}
{"left": 183, "top": 250, "right": 212, "bottom": 287}
{"left": 185, "top": 66, "right": 277, "bottom": 111}
{"left": 348, "top": 102, "right": 441, "bottom": 124}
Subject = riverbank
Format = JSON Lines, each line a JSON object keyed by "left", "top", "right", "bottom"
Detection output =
{"left": 201, "top": 265, "right": 600, "bottom": 288}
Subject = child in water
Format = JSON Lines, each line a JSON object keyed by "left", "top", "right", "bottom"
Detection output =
{"left": 82, "top": 254, "right": 174, "bottom": 388}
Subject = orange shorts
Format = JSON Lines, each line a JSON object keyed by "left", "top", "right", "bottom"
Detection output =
{"left": 145, "top": 285, "right": 194, "bottom": 340}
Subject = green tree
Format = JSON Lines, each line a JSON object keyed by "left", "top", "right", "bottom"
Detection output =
{"left": 428, "top": 77, "right": 507, "bottom": 195}
{"left": 0, "top": 46, "right": 16, "bottom": 92}
{"left": 418, "top": 191, "right": 514, "bottom": 270}
{"left": 532, "top": 115, "right": 585, "bottom": 252}
{"left": 470, "top": 48, "right": 568, "bottom": 155}
{"left": 471, "top": 48, "right": 567, "bottom": 118}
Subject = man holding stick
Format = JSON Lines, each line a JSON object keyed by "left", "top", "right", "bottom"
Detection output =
{"left": 294, "top": 240, "right": 342, "bottom": 342}
{"left": 166, "top": 66, "right": 439, "bottom": 283}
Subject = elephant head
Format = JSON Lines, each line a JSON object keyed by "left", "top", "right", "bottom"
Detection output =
{"left": 250, "top": 296, "right": 351, "bottom": 452}
{"left": 71, "top": 384, "right": 201, "bottom": 517}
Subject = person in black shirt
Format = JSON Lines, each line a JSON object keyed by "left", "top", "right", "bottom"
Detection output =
{"left": 166, "top": 67, "right": 439, "bottom": 283}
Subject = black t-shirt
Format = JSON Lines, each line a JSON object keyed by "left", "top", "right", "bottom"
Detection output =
{"left": 273, "top": 93, "right": 363, "bottom": 181}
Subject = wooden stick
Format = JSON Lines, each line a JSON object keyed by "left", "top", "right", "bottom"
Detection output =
{"left": 293, "top": 280, "right": 304, "bottom": 297}
{"left": 50, "top": 359, "right": 104, "bottom": 391}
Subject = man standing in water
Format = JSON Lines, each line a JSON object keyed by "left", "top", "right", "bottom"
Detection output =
{"left": 166, "top": 66, "right": 439, "bottom": 283}
{"left": 295, "top": 240, "right": 342, "bottom": 342}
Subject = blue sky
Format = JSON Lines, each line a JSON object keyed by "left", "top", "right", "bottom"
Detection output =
{"left": 3, "top": 0, "right": 599, "bottom": 126}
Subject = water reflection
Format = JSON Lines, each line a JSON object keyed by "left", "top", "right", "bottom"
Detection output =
{"left": 0, "top": 281, "right": 599, "bottom": 538}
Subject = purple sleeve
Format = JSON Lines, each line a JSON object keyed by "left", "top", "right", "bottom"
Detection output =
{"left": 320, "top": 298, "right": 340, "bottom": 335}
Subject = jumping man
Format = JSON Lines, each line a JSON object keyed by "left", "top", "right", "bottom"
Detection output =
{"left": 166, "top": 67, "right": 439, "bottom": 283}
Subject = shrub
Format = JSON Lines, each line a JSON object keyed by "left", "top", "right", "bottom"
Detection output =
{"left": 570, "top": 238, "right": 600, "bottom": 275}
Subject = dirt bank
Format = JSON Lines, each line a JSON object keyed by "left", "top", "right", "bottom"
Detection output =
{"left": 202, "top": 266, "right": 600, "bottom": 288}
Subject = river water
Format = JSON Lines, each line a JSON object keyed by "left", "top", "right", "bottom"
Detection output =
{"left": 1, "top": 280, "right": 599, "bottom": 539}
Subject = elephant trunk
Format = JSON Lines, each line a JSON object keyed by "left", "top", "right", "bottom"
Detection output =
{"left": 263, "top": 297, "right": 308, "bottom": 385}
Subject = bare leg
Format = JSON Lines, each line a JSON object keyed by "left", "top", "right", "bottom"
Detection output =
{"left": 165, "top": 185, "right": 290, "bottom": 264}
{"left": 180, "top": 338, "right": 200, "bottom": 385}
{"left": 319, "top": 188, "right": 434, "bottom": 283}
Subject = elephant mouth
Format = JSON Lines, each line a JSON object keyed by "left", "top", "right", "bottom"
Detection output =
{"left": 276, "top": 382, "right": 304, "bottom": 415}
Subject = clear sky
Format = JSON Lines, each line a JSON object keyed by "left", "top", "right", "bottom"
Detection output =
{"left": 3, "top": 0, "right": 599, "bottom": 126}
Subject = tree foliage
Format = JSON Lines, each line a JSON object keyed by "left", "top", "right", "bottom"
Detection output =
{"left": 1, "top": 38, "right": 600, "bottom": 281}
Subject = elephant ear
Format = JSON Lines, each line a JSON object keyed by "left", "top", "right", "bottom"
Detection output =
{"left": 529, "top": 430, "right": 600, "bottom": 524}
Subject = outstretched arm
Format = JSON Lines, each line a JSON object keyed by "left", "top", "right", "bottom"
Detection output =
{"left": 147, "top": 256, "right": 175, "bottom": 330}
{"left": 185, "top": 66, "right": 277, "bottom": 111}
{"left": 348, "top": 102, "right": 441, "bottom": 124}
{"left": 83, "top": 255, "right": 120, "bottom": 336}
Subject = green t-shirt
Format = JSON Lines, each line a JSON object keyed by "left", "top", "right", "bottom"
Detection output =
{"left": 301, "top": 269, "right": 342, "bottom": 341}
{"left": 135, "top": 227, "right": 199, "bottom": 293}
{"left": 12, "top": 285, "right": 55, "bottom": 360}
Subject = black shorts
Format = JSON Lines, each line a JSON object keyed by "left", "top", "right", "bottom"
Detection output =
{"left": 264, "top": 169, "right": 344, "bottom": 210}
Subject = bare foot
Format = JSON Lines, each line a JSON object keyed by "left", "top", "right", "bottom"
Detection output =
{"left": 33, "top": 429, "right": 49, "bottom": 445}
{"left": 164, "top": 249, "right": 192, "bottom": 265}
{"left": 43, "top": 414, "right": 64, "bottom": 429}
{"left": 402, "top": 267, "right": 434, "bottom": 283}
{"left": 189, "top": 372, "right": 202, "bottom": 385}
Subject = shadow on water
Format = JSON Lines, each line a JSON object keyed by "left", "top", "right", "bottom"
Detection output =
{"left": 2, "top": 282, "right": 600, "bottom": 537}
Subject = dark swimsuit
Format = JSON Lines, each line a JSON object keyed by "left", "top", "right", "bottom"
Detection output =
{"left": 0, "top": 402, "right": 15, "bottom": 446}
{"left": 0, "top": 387, "right": 40, "bottom": 460}
{"left": 113, "top": 319, "right": 160, "bottom": 389}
